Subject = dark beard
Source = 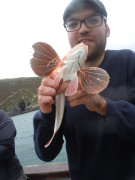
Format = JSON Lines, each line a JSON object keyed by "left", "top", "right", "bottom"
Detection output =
{"left": 86, "top": 40, "right": 106, "bottom": 63}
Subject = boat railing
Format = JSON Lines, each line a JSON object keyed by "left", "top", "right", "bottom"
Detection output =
{"left": 23, "top": 161, "right": 70, "bottom": 180}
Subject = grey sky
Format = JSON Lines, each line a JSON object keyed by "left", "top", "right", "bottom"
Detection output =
{"left": 0, "top": 0, "right": 134, "bottom": 79}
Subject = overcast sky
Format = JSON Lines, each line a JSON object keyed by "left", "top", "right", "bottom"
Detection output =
{"left": 0, "top": 0, "right": 135, "bottom": 80}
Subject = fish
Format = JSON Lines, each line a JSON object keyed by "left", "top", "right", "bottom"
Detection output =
{"left": 30, "top": 42, "right": 110, "bottom": 148}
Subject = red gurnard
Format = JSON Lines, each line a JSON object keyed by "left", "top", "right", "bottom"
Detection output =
{"left": 30, "top": 42, "right": 110, "bottom": 147}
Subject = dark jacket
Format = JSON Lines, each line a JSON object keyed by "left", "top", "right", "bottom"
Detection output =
{"left": 33, "top": 49, "right": 135, "bottom": 180}
{"left": 0, "top": 110, "right": 23, "bottom": 180}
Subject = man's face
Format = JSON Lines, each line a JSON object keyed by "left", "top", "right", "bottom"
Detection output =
{"left": 66, "top": 4, "right": 110, "bottom": 61}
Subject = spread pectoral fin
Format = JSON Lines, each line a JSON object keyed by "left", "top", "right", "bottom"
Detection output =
{"left": 30, "top": 42, "right": 61, "bottom": 77}
{"left": 65, "top": 74, "right": 78, "bottom": 96}
{"left": 79, "top": 67, "right": 110, "bottom": 94}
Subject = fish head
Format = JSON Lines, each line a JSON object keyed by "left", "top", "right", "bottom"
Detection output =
{"left": 65, "top": 43, "right": 88, "bottom": 67}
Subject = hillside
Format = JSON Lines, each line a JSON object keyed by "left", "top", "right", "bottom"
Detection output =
{"left": 0, "top": 77, "right": 42, "bottom": 116}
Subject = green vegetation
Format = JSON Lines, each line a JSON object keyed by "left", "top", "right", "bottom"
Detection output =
{"left": 0, "top": 77, "right": 42, "bottom": 116}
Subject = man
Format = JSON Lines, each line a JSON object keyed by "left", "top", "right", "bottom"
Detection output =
{"left": 33, "top": 0, "right": 135, "bottom": 179}
{"left": 0, "top": 110, "right": 27, "bottom": 180}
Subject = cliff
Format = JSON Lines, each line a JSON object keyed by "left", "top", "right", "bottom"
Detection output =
{"left": 0, "top": 77, "right": 42, "bottom": 116}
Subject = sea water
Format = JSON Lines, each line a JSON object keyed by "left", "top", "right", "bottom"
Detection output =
{"left": 12, "top": 111, "right": 67, "bottom": 166}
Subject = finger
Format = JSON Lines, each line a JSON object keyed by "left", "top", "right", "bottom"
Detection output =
{"left": 38, "top": 95, "right": 55, "bottom": 105}
{"left": 40, "top": 104, "right": 53, "bottom": 114}
{"left": 68, "top": 94, "right": 89, "bottom": 107}
{"left": 38, "top": 95, "right": 54, "bottom": 114}
{"left": 38, "top": 85, "right": 56, "bottom": 97}
{"left": 68, "top": 89, "right": 87, "bottom": 101}
{"left": 57, "top": 81, "right": 70, "bottom": 94}
{"left": 69, "top": 99, "right": 82, "bottom": 107}
{"left": 51, "top": 72, "right": 62, "bottom": 89}
{"left": 41, "top": 77, "right": 54, "bottom": 88}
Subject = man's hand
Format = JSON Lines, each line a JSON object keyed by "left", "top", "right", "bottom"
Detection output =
{"left": 38, "top": 77, "right": 57, "bottom": 114}
{"left": 67, "top": 86, "right": 107, "bottom": 116}
{"left": 58, "top": 83, "right": 107, "bottom": 116}
{"left": 38, "top": 77, "right": 107, "bottom": 116}
{"left": 38, "top": 75, "right": 69, "bottom": 114}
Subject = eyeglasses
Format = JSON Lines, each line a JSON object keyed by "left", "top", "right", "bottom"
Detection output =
{"left": 64, "top": 15, "right": 106, "bottom": 32}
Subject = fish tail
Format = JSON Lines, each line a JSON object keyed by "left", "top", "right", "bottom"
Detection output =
{"left": 54, "top": 93, "right": 65, "bottom": 133}
{"left": 45, "top": 133, "right": 55, "bottom": 148}
{"left": 45, "top": 93, "right": 65, "bottom": 148}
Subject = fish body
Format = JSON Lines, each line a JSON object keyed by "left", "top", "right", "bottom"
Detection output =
{"left": 30, "top": 42, "right": 110, "bottom": 147}
{"left": 54, "top": 43, "right": 88, "bottom": 96}
{"left": 45, "top": 43, "right": 88, "bottom": 147}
